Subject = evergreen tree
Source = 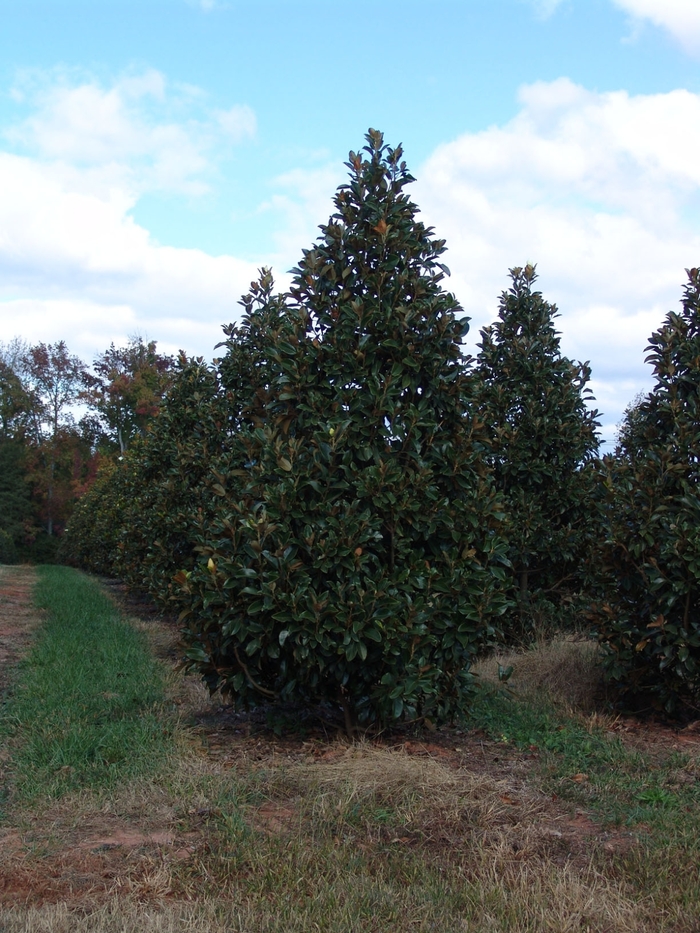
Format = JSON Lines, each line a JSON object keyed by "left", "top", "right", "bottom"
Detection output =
{"left": 0, "top": 347, "right": 36, "bottom": 556}
{"left": 0, "top": 441, "right": 33, "bottom": 556}
{"left": 594, "top": 267, "right": 700, "bottom": 711}
{"left": 180, "top": 130, "right": 510, "bottom": 730}
{"left": 476, "top": 265, "right": 600, "bottom": 635}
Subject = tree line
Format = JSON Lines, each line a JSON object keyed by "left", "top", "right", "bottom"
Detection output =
{"left": 16, "top": 128, "right": 700, "bottom": 726}
{"left": 0, "top": 336, "right": 174, "bottom": 563}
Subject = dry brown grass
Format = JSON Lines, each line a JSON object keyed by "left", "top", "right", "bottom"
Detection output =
{"left": 0, "top": 869, "right": 647, "bottom": 933}
{"left": 296, "top": 742, "right": 533, "bottom": 829}
{"left": 0, "top": 735, "right": 653, "bottom": 932}
{"left": 474, "top": 634, "right": 606, "bottom": 713}
{"left": 1, "top": 575, "right": 696, "bottom": 932}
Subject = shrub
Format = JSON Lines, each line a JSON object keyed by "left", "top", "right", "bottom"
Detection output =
{"left": 112, "top": 356, "right": 227, "bottom": 603}
{"left": 59, "top": 459, "right": 125, "bottom": 575}
{"left": 60, "top": 356, "right": 227, "bottom": 600}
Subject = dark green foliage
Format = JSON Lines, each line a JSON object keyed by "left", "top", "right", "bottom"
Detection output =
{"left": 58, "top": 459, "right": 125, "bottom": 575}
{"left": 114, "top": 356, "right": 226, "bottom": 600}
{"left": 0, "top": 346, "right": 44, "bottom": 556}
{"left": 0, "top": 352, "right": 33, "bottom": 442}
{"left": 593, "top": 268, "right": 700, "bottom": 712}
{"left": 476, "top": 265, "right": 600, "bottom": 638}
{"left": 216, "top": 268, "right": 290, "bottom": 426}
{"left": 0, "top": 529, "right": 17, "bottom": 564}
{"left": 60, "top": 356, "right": 225, "bottom": 596}
{"left": 179, "top": 131, "right": 510, "bottom": 729}
{"left": 0, "top": 440, "right": 34, "bottom": 555}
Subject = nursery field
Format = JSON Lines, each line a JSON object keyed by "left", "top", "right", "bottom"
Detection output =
{"left": 0, "top": 564, "right": 699, "bottom": 932}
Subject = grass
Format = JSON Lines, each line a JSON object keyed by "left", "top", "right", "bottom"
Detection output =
{"left": 2, "top": 577, "right": 700, "bottom": 930}
{"left": 1, "top": 565, "right": 178, "bottom": 802}
{"left": 470, "top": 638, "right": 700, "bottom": 928}
{"left": 468, "top": 684, "right": 700, "bottom": 829}
{"left": 471, "top": 639, "right": 700, "bottom": 835}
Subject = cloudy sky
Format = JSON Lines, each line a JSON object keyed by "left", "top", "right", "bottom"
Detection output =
{"left": 1, "top": 0, "right": 699, "bottom": 444}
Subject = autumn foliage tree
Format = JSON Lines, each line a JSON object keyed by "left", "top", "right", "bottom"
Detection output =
{"left": 20, "top": 341, "right": 91, "bottom": 538}
{"left": 0, "top": 340, "right": 99, "bottom": 559}
{"left": 87, "top": 337, "right": 175, "bottom": 454}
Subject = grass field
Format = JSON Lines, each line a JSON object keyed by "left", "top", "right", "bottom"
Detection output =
{"left": 0, "top": 564, "right": 699, "bottom": 931}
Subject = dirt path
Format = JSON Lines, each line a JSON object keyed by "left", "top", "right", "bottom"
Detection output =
{"left": 0, "top": 565, "right": 40, "bottom": 808}
{"left": 0, "top": 565, "right": 39, "bottom": 694}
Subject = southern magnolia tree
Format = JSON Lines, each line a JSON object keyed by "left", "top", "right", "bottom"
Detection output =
{"left": 179, "top": 130, "right": 510, "bottom": 730}
{"left": 60, "top": 355, "right": 226, "bottom": 594}
{"left": 594, "top": 268, "right": 700, "bottom": 711}
{"left": 476, "top": 265, "right": 600, "bottom": 631}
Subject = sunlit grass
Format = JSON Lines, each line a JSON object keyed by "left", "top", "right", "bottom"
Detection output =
{"left": 1, "top": 565, "right": 178, "bottom": 801}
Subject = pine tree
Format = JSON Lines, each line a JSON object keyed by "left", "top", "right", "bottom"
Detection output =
{"left": 476, "top": 265, "right": 600, "bottom": 636}
{"left": 180, "top": 130, "right": 510, "bottom": 730}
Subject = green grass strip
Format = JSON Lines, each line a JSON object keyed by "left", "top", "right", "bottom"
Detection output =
{"left": 467, "top": 685, "right": 700, "bottom": 839}
{"left": 2, "top": 565, "right": 176, "bottom": 801}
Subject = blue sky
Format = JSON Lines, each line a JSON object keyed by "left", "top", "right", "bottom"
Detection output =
{"left": 1, "top": 0, "right": 699, "bottom": 444}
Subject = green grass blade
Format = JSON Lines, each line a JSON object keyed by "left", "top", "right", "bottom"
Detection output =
{"left": 2, "top": 565, "right": 177, "bottom": 801}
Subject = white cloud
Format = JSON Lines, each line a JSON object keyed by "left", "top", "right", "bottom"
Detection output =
{"left": 258, "top": 164, "right": 346, "bottom": 274}
{"left": 415, "top": 78, "right": 700, "bottom": 443}
{"left": 6, "top": 69, "right": 255, "bottom": 198}
{"left": 0, "top": 70, "right": 262, "bottom": 362}
{"left": 611, "top": 0, "right": 700, "bottom": 53}
{"left": 188, "top": 0, "right": 230, "bottom": 11}
{"left": 216, "top": 104, "right": 257, "bottom": 143}
{"left": 4, "top": 67, "right": 700, "bottom": 452}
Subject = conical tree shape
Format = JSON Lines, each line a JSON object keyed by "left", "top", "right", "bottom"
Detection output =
{"left": 595, "top": 267, "right": 700, "bottom": 711}
{"left": 181, "top": 130, "right": 510, "bottom": 729}
{"left": 476, "top": 265, "right": 600, "bottom": 635}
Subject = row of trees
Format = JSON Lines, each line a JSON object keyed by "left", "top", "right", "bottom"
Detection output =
{"left": 0, "top": 336, "right": 174, "bottom": 562}
{"left": 60, "top": 131, "right": 607, "bottom": 729}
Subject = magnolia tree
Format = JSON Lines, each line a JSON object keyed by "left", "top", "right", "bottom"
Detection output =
{"left": 178, "top": 130, "right": 511, "bottom": 731}
{"left": 60, "top": 355, "right": 225, "bottom": 592}
{"left": 476, "top": 265, "right": 601, "bottom": 636}
{"left": 594, "top": 268, "right": 700, "bottom": 712}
